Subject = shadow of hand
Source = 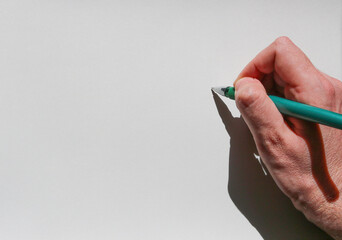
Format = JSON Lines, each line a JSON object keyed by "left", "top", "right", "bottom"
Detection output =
{"left": 212, "top": 91, "right": 332, "bottom": 240}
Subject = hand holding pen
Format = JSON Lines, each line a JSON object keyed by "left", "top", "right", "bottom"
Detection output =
{"left": 223, "top": 37, "right": 342, "bottom": 239}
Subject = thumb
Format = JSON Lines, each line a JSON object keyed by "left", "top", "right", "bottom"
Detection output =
{"left": 234, "top": 77, "right": 293, "bottom": 153}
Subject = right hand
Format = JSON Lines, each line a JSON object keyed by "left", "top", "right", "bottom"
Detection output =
{"left": 234, "top": 36, "right": 342, "bottom": 239}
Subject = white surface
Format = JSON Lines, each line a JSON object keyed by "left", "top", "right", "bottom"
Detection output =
{"left": 0, "top": 0, "right": 340, "bottom": 239}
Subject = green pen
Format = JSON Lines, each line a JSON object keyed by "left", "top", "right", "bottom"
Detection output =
{"left": 212, "top": 86, "right": 342, "bottom": 130}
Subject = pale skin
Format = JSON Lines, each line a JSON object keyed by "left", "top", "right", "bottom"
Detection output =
{"left": 234, "top": 36, "right": 342, "bottom": 239}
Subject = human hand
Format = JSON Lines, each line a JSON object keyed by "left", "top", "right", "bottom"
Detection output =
{"left": 234, "top": 37, "right": 342, "bottom": 239}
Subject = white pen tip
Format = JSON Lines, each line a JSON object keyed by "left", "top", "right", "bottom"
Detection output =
{"left": 211, "top": 86, "right": 226, "bottom": 97}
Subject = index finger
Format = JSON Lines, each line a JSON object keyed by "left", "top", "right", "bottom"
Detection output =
{"left": 234, "top": 36, "right": 320, "bottom": 89}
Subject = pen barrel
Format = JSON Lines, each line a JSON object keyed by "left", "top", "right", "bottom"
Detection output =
{"left": 269, "top": 95, "right": 342, "bottom": 129}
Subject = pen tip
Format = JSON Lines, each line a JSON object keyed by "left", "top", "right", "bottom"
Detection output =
{"left": 211, "top": 86, "right": 226, "bottom": 97}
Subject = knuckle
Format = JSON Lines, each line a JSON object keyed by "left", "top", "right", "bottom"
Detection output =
{"left": 273, "top": 36, "right": 293, "bottom": 53}
{"left": 324, "top": 81, "right": 336, "bottom": 99}
{"left": 288, "top": 180, "right": 313, "bottom": 209}
{"left": 274, "top": 36, "right": 292, "bottom": 46}
{"left": 287, "top": 177, "right": 321, "bottom": 212}
{"left": 257, "top": 132, "right": 292, "bottom": 170}
{"left": 259, "top": 132, "right": 284, "bottom": 152}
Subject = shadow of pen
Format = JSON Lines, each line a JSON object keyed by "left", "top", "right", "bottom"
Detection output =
{"left": 212, "top": 90, "right": 332, "bottom": 240}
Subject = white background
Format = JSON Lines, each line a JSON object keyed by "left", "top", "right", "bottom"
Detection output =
{"left": 0, "top": 0, "right": 341, "bottom": 239}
